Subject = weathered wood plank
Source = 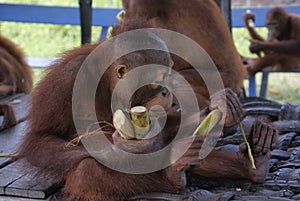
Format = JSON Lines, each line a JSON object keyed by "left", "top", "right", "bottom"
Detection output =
{"left": 27, "top": 179, "right": 58, "bottom": 199}
{"left": 1, "top": 160, "right": 58, "bottom": 199}
{"left": 0, "top": 122, "right": 27, "bottom": 167}
{"left": 0, "top": 195, "right": 53, "bottom": 201}
{"left": 0, "top": 160, "right": 25, "bottom": 195}
{"left": 6, "top": 173, "right": 58, "bottom": 199}
{"left": 4, "top": 175, "right": 31, "bottom": 198}
{"left": 0, "top": 94, "right": 29, "bottom": 167}
{"left": 0, "top": 94, "right": 58, "bottom": 199}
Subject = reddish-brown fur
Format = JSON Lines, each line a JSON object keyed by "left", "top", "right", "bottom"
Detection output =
{"left": 18, "top": 1, "right": 276, "bottom": 201}
{"left": 243, "top": 7, "right": 300, "bottom": 73}
{"left": 116, "top": 0, "right": 247, "bottom": 108}
{"left": 0, "top": 101, "right": 17, "bottom": 131}
{"left": 0, "top": 35, "right": 32, "bottom": 95}
{"left": 18, "top": 39, "right": 186, "bottom": 200}
{"left": 0, "top": 35, "right": 32, "bottom": 130}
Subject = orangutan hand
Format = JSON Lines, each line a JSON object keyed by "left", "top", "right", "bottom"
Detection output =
{"left": 249, "top": 39, "right": 265, "bottom": 54}
{"left": 239, "top": 120, "right": 278, "bottom": 183}
{"left": 209, "top": 88, "right": 245, "bottom": 128}
{"left": 112, "top": 130, "right": 164, "bottom": 154}
{"left": 166, "top": 136, "right": 204, "bottom": 192}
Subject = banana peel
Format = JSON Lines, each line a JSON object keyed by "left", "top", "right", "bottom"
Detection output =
{"left": 193, "top": 109, "right": 222, "bottom": 136}
{"left": 193, "top": 108, "right": 256, "bottom": 169}
{"left": 0, "top": 152, "right": 18, "bottom": 158}
{"left": 239, "top": 123, "right": 257, "bottom": 169}
{"left": 113, "top": 106, "right": 150, "bottom": 140}
{"left": 130, "top": 106, "right": 150, "bottom": 139}
{"left": 113, "top": 109, "right": 135, "bottom": 140}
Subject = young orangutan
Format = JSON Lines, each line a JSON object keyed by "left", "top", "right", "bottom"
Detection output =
{"left": 0, "top": 35, "right": 32, "bottom": 130}
{"left": 243, "top": 7, "right": 300, "bottom": 74}
{"left": 18, "top": 28, "right": 277, "bottom": 201}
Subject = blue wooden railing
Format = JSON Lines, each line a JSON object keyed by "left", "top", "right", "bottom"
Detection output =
{"left": 0, "top": 3, "right": 121, "bottom": 68}
{"left": 0, "top": 3, "right": 120, "bottom": 40}
{"left": 0, "top": 3, "right": 300, "bottom": 97}
{"left": 231, "top": 6, "right": 300, "bottom": 27}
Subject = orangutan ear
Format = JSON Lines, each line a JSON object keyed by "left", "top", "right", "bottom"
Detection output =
{"left": 115, "top": 64, "right": 128, "bottom": 79}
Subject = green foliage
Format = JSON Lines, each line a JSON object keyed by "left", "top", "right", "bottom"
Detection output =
{"left": 0, "top": 0, "right": 299, "bottom": 104}
{"left": 232, "top": 27, "right": 268, "bottom": 57}
{"left": 0, "top": 0, "right": 122, "bottom": 7}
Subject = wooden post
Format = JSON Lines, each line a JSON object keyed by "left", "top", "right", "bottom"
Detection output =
{"left": 79, "top": 0, "right": 92, "bottom": 45}
{"left": 215, "top": 0, "right": 232, "bottom": 32}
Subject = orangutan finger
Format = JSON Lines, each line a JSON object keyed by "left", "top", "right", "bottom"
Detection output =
{"left": 209, "top": 89, "right": 226, "bottom": 110}
{"left": 230, "top": 95, "right": 246, "bottom": 122}
{"left": 186, "top": 155, "right": 201, "bottom": 165}
{"left": 271, "top": 127, "right": 278, "bottom": 150}
{"left": 256, "top": 122, "right": 269, "bottom": 154}
{"left": 225, "top": 87, "right": 239, "bottom": 101}
{"left": 262, "top": 126, "right": 273, "bottom": 154}
{"left": 226, "top": 90, "right": 245, "bottom": 123}
{"left": 251, "top": 120, "right": 262, "bottom": 145}
{"left": 191, "top": 155, "right": 202, "bottom": 164}
{"left": 183, "top": 151, "right": 201, "bottom": 165}
{"left": 239, "top": 142, "right": 247, "bottom": 153}
{"left": 223, "top": 97, "right": 235, "bottom": 126}
{"left": 190, "top": 142, "right": 203, "bottom": 149}
{"left": 193, "top": 136, "right": 205, "bottom": 144}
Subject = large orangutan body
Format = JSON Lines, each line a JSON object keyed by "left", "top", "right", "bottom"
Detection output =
{"left": 18, "top": 1, "right": 276, "bottom": 201}
{"left": 118, "top": 0, "right": 247, "bottom": 108}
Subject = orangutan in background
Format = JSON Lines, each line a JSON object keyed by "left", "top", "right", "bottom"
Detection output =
{"left": 243, "top": 7, "right": 300, "bottom": 74}
{"left": 0, "top": 35, "right": 33, "bottom": 130}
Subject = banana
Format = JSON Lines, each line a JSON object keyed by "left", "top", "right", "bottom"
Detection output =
{"left": 130, "top": 106, "right": 150, "bottom": 139}
{"left": 113, "top": 109, "right": 135, "bottom": 140}
{"left": 193, "top": 109, "right": 222, "bottom": 136}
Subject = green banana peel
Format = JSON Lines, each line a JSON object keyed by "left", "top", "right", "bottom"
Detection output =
{"left": 239, "top": 123, "right": 257, "bottom": 169}
{"left": 193, "top": 108, "right": 256, "bottom": 169}
{"left": 193, "top": 109, "right": 222, "bottom": 136}
{"left": 0, "top": 152, "right": 18, "bottom": 158}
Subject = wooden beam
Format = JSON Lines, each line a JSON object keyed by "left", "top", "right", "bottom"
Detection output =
{"left": 215, "top": 0, "right": 232, "bottom": 32}
{"left": 79, "top": 0, "right": 92, "bottom": 44}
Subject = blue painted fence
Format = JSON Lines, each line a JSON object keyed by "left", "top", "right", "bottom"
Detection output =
{"left": 1, "top": 3, "right": 300, "bottom": 97}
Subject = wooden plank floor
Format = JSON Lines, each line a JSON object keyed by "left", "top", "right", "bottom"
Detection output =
{"left": 0, "top": 94, "right": 28, "bottom": 168}
{"left": 0, "top": 94, "right": 59, "bottom": 200}
{"left": 1, "top": 94, "right": 300, "bottom": 201}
